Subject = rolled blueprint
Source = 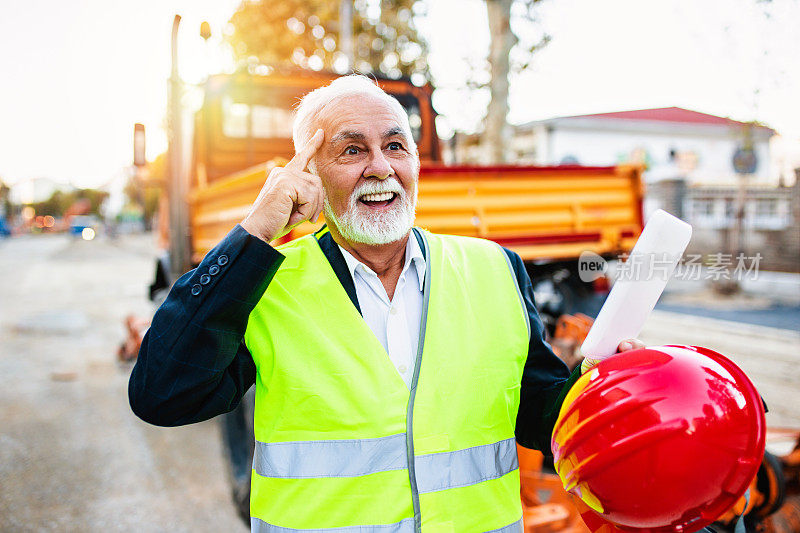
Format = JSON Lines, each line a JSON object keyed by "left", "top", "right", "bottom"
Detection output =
{"left": 580, "top": 209, "right": 693, "bottom": 360}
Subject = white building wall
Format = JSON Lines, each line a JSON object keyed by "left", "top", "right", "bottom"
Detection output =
{"left": 535, "top": 121, "right": 773, "bottom": 187}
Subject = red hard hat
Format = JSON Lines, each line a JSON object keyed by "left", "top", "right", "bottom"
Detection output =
{"left": 551, "top": 345, "right": 766, "bottom": 532}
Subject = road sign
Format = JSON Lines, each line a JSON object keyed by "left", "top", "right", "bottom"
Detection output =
{"left": 733, "top": 146, "right": 757, "bottom": 175}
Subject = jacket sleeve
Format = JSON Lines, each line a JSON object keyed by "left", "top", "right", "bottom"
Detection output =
{"left": 128, "top": 224, "right": 284, "bottom": 427}
{"left": 502, "top": 248, "right": 582, "bottom": 454}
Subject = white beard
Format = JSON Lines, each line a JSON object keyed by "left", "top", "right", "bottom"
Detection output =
{"left": 323, "top": 178, "right": 417, "bottom": 245}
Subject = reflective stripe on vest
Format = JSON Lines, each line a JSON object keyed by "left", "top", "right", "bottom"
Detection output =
{"left": 254, "top": 435, "right": 518, "bottom": 492}
{"left": 253, "top": 433, "right": 407, "bottom": 478}
{"left": 251, "top": 517, "right": 524, "bottom": 533}
{"left": 245, "top": 229, "right": 529, "bottom": 532}
{"left": 415, "top": 438, "right": 518, "bottom": 493}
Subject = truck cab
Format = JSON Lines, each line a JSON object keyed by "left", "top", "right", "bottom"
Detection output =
{"left": 193, "top": 70, "right": 441, "bottom": 186}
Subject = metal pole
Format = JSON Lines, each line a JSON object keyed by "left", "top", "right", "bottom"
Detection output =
{"left": 168, "top": 14, "right": 190, "bottom": 280}
{"left": 339, "top": 0, "right": 354, "bottom": 71}
{"left": 132, "top": 123, "right": 148, "bottom": 230}
{"left": 732, "top": 174, "right": 746, "bottom": 258}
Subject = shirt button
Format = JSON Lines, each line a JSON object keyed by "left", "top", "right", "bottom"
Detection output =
{"left": 398, "top": 365, "right": 408, "bottom": 373}
{"left": 191, "top": 284, "right": 202, "bottom": 296}
{"left": 200, "top": 274, "right": 211, "bottom": 285}
{"left": 390, "top": 307, "right": 399, "bottom": 315}
{"left": 217, "top": 255, "right": 229, "bottom": 266}
{"left": 209, "top": 265, "right": 220, "bottom": 275}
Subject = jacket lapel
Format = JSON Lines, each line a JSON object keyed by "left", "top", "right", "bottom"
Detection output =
{"left": 313, "top": 226, "right": 427, "bottom": 317}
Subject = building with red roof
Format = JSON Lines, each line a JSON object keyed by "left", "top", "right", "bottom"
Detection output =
{"left": 557, "top": 107, "right": 774, "bottom": 131}
{"left": 511, "top": 106, "right": 775, "bottom": 187}
{"left": 507, "top": 108, "right": 796, "bottom": 270}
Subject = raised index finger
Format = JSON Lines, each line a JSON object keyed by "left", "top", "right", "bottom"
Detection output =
{"left": 286, "top": 129, "right": 324, "bottom": 172}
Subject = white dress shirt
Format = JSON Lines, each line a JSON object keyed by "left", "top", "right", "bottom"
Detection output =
{"left": 338, "top": 234, "right": 426, "bottom": 389}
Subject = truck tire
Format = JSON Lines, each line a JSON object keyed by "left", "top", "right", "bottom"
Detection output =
{"left": 530, "top": 274, "right": 577, "bottom": 333}
{"left": 528, "top": 264, "right": 607, "bottom": 335}
{"left": 219, "top": 386, "right": 256, "bottom": 526}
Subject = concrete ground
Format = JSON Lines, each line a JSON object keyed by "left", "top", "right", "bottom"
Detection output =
{"left": 657, "top": 269, "right": 800, "bottom": 331}
{"left": 0, "top": 232, "right": 798, "bottom": 531}
{"left": 640, "top": 310, "right": 800, "bottom": 430}
{"left": 0, "top": 233, "right": 246, "bottom": 532}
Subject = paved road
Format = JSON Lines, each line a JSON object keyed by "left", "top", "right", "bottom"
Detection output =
{"left": 655, "top": 301, "right": 800, "bottom": 331}
{"left": 573, "top": 288, "right": 800, "bottom": 427}
{"left": 640, "top": 310, "right": 800, "bottom": 430}
{"left": 0, "top": 233, "right": 797, "bottom": 531}
{"left": 0, "top": 233, "right": 247, "bottom": 532}
{"left": 573, "top": 289, "right": 800, "bottom": 332}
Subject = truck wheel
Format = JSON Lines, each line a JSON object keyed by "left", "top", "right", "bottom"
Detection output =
{"left": 531, "top": 276, "right": 577, "bottom": 333}
{"left": 751, "top": 450, "right": 786, "bottom": 520}
{"left": 219, "top": 386, "right": 256, "bottom": 526}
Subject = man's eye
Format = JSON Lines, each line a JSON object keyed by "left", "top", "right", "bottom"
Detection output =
{"left": 387, "top": 142, "right": 403, "bottom": 150}
{"left": 345, "top": 146, "right": 360, "bottom": 155}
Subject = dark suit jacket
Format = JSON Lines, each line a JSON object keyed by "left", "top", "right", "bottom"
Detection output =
{"left": 128, "top": 224, "right": 580, "bottom": 453}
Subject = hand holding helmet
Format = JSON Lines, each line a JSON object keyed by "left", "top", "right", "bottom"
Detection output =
{"left": 552, "top": 345, "right": 766, "bottom": 532}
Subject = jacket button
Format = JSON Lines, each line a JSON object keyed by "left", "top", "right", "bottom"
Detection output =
{"left": 191, "top": 284, "right": 202, "bottom": 296}
{"left": 209, "top": 265, "right": 220, "bottom": 275}
{"left": 217, "top": 255, "right": 229, "bottom": 266}
{"left": 200, "top": 274, "right": 211, "bottom": 285}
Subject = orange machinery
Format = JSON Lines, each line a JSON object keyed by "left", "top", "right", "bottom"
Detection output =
{"left": 132, "top": 69, "right": 646, "bottom": 331}
{"left": 182, "top": 70, "right": 643, "bottom": 279}
{"left": 190, "top": 158, "right": 643, "bottom": 266}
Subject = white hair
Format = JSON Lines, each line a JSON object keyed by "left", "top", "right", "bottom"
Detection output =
{"left": 292, "top": 74, "right": 417, "bottom": 163}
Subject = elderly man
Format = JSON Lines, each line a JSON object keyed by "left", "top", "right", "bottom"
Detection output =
{"left": 129, "top": 75, "right": 642, "bottom": 532}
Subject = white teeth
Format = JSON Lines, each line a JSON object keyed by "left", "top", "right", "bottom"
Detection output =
{"left": 360, "top": 192, "right": 394, "bottom": 202}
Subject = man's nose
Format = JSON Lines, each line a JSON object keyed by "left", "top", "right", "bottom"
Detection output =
{"left": 363, "top": 150, "right": 393, "bottom": 180}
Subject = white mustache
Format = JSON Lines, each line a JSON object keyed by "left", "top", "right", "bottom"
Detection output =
{"left": 352, "top": 178, "right": 404, "bottom": 201}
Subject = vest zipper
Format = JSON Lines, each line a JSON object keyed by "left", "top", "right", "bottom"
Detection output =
{"left": 405, "top": 229, "right": 431, "bottom": 533}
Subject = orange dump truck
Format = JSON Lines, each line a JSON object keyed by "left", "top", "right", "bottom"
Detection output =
{"left": 171, "top": 70, "right": 643, "bottom": 329}
{"left": 149, "top": 69, "right": 644, "bottom": 529}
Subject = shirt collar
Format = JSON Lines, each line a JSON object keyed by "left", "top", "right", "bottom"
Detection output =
{"left": 338, "top": 231, "right": 426, "bottom": 290}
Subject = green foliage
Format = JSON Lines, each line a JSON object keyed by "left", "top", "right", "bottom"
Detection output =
{"left": 0, "top": 179, "right": 10, "bottom": 220}
{"left": 78, "top": 189, "right": 110, "bottom": 216}
{"left": 227, "top": 0, "right": 429, "bottom": 80}
{"left": 30, "top": 188, "right": 109, "bottom": 218}
{"left": 32, "top": 190, "right": 69, "bottom": 217}
{"left": 124, "top": 152, "right": 164, "bottom": 227}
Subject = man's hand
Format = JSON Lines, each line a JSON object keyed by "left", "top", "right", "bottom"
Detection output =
{"left": 580, "top": 338, "right": 646, "bottom": 374}
{"left": 241, "top": 129, "right": 325, "bottom": 243}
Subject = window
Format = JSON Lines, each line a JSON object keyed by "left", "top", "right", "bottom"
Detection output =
{"left": 221, "top": 97, "right": 295, "bottom": 139}
{"left": 725, "top": 199, "right": 735, "bottom": 219}
{"left": 392, "top": 94, "right": 422, "bottom": 143}
{"left": 220, "top": 93, "right": 423, "bottom": 143}
{"left": 695, "top": 199, "right": 714, "bottom": 217}
{"left": 755, "top": 198, "right": 778, "bottom": 218}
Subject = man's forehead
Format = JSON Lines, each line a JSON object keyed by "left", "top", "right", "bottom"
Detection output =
{"left": 316, "top": 94, "right": 409, "bottom": 140}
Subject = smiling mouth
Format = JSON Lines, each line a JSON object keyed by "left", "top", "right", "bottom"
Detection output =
{"left": 359, "top": 191, "right": 398, "bottom": 208}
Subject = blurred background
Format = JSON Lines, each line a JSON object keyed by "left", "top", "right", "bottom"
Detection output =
{"left": 0, "top": 0, "right": 798, "bottom": 531}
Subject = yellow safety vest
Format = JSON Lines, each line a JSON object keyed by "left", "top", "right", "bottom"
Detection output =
{"left": 244, "top": 228, "right": 530, "bottom": 532}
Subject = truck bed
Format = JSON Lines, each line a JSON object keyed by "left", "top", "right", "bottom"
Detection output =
{"left": 189, "top": 162, "right": 643, "bottom": 264}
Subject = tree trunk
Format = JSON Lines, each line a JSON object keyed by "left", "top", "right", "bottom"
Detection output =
{"left": 483, "top": 0, "right": 517, "bottom": 163}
